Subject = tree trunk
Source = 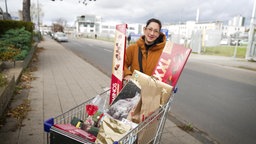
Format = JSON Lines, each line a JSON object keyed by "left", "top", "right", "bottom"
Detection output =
{"left": 22, "top": 0, "right": 31, "bottom": 22}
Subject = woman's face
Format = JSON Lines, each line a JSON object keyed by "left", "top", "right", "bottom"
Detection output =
{"left": 143, "top": 22, "right": 160, "bottom": 45}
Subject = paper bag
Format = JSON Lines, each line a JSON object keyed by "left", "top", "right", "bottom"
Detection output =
{"left": 127, "top": 84, "right": 163, "bottom": 123}
{"left": 127, "top": 70, "right": 173, "bottom": 122}
{"left": 131, "top": 70, "right": 173, "bottom": 106}
{"left": 127, "top": 70, "right": 173, "bottom": 143}
{"left": 95, "top": 116, "right": 131, "bottom": 144}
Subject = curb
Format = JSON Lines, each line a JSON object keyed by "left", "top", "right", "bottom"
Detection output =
{"left": 168, "top": 114, "right": 220, "bottom": 144}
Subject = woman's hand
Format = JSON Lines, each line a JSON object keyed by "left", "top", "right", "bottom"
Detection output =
{"left": 123, "top": 75, "right": 131, "bottom": 85}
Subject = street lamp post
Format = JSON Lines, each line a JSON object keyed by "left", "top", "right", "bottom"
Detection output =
{"left": 4, "top": 0, "right": 8, "bottom": 13}
{"left": 233, "top": 32, "right": 239, "bottom": 59}
{"left": 37, "top": 0, "right": 40, "bottom": 31}
{"left": 246, "top": 0, "right": 256, "bottom": 61}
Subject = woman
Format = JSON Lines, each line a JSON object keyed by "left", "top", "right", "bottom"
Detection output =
{"left": 123, "top": 18, "right": 166, "bottom": 82}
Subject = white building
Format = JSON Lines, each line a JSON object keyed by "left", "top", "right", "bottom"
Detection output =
{"left": 164, "top": 21, "right": 223, "bottom": 38}
{"left": 222, "top": 25, "right": 246, "bottom": 38}
{"left": 75, "top": 14, "right": 143, "bottom": 38}
{"left": 75, "top": 14, "right": 101, "bottom": 36}
{"left": 228, "top": 15, "right": 245, "bottom": 27}
{"left": 164, "top": 21, "right": 223, "bottom": 45}
{"left": 74, "top": 14, "right": 248, "bottom": 47}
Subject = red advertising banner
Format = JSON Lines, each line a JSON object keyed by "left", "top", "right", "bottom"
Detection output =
{"left": 152, "top": 41, "right": 192, "bottom": 88}
{"left": 109, "top": 24, "right": 127, "bottom": 104}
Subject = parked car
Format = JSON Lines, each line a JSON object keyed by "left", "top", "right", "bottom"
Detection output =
{"left": 230, "top": 39, "right": 240, "bottom": 46}
{"left": 55, "top": 32, "right": 68, "bottom": 42}
{"left": 239, "top": 39, "right": 248, "bottom": 45}
{"left": 219, "top": 39, "right": 228, "bottom": 45}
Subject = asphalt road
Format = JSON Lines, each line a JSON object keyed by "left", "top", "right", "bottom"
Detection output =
{"left": 60, "top": 36, "right": 256, "bottom": 144}
{"left": 173, "top": 60, "right": 256, "bottom": 144}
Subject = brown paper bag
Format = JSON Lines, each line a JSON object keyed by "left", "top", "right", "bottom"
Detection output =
{"left": 131, "top": 70, "right": 173, "bottom": 105}
{"left": 128, "top": 70, "right": 173, "bottom": 123}
{"left": 127, "top": 70, "right": 173, "bottom": 143}
{"left": 128, "top": 85, "right": 162, "bottom": 122}
{"left": 141, "top": 85, "right": 162, "bottom": 120}
{"left": 95, "top": 116, "right": 131, "bottom": 144}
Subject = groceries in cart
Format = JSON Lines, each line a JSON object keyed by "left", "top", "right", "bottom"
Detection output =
{"left": 48, "top": 70, "right": 174, "bottom": 143}
{"left": 106, "top": 79, "right": 141, "bottom": 121}
{"left": 95, "top": 116, "right": 135, "bottom": 143}
{"left": 53, "top": 123, "right": 97, "bottom": 142}
{"left": 106, "top": 92, "right": 140, "bottom": 120}
{"left": 43, "top": 27, "right": 192, "bottom": 144}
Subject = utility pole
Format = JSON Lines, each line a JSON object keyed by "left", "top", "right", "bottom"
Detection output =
{"left": 246, "top": 0, "right": 256, "bottom": 61}
{"left": 37, "top": 0, "right": 40, "bottom": 31}
{"left": 4, "top": 0, "right": 8, "bottom": 13}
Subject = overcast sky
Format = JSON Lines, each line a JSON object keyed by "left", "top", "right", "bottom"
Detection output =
{"left": 0, "top": 0, "right": 255, "bottom": 26}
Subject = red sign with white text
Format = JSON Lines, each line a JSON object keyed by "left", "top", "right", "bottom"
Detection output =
{"left": 152, "top": 41, "right": 192, "bottom": 88}
{"left": 109, "top": 24, "right": 127, "bottom": 104}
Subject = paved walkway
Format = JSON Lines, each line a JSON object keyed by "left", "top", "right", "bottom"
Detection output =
{"left": 1, "top": 37, "right": 255, "bottom": 144}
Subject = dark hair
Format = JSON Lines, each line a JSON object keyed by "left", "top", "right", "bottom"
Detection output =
{"left": 146, "top": 18, "right": 162, "bottom": 30}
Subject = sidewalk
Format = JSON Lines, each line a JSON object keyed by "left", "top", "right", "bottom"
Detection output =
{"left": 3, "top": 37, "right": 255, "bottom": 144}
{"left": 189, "top": 53, "right": 256, "bottom": 71}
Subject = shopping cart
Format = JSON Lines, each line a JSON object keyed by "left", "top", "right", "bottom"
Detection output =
{"left": 44, "top": 36, "right": 191, "bottom": 144}
{"left": 44, "top": 87, "right": 178, "bottom": 144}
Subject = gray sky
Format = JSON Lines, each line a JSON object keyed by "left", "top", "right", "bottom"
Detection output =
{"left": 0, "top": 0, "right": 254, "bottom": 26}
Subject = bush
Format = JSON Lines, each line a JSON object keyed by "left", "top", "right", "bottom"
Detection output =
{"left": 0, "top": 27, "right": 32, "bottom": 51}
{"left": 0, "top": 20, "right": 33, "bottom": 36}
{"left": 0, "top": 27, "right": 32, "bottom": 61}
{"left": 0, "top": 72, "right": 8, "bottom": 87}
{"left": 14, "top": 50, "right": 28, "bottom": 60}
{"left": 0, "top": 46, "right": 21, "bottom": 61}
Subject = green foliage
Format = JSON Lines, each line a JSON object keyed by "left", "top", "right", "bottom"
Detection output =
{"left": 0, "top": 46, "right": 21, "bottom": 61}
{"left": 0, "top": 20, "right": 34, "bottom": 36}
{"left": 0, "top": 27, "right": 32, "bottom": 61}
{"left": 33, "top": 30, "right": 43, "bottom": 42}
{"left": 14, "top": 50, "right": 28, "bottom": 60}
{"left": 0, "top": 72, "right": 8, "bottom": 87}
{"left": 0, "top": 27, "right": 32, "bottom": 51}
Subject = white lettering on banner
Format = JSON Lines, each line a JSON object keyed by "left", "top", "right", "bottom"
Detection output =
{"left": 111, "top": 83, "right": 119, "bottom": 102}
{"left": 153, "top": 58, "right": 171, "bottom": 81}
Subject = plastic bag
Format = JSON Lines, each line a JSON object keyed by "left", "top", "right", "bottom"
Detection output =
{"left": 106, "top": 92, "right": 140, "bottom": 121}
{"left": 90, "top": 92, "right": 109, "bottom": 113}
{"left": 84, "top": 90, "right": 109, "bottom": 126}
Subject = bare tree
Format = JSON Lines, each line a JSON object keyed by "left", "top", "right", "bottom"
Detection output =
{"left": 22, "top": 0, "right": 31, "bottom": 22}
{"left": 55, "top": 18, "right": 67, "bottom": 27}
{"left": 30, "top": 2, "right": 44, "bottom": 26}
{"left": 50, "top": 18, "right": 67, "bottom": 32}
{"left": 52, "top": 23, "right": 64, "bottom": 32}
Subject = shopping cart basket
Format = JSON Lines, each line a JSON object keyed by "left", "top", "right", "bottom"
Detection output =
{"left": 44, "top": 87, "right": 178, "bottom": 144}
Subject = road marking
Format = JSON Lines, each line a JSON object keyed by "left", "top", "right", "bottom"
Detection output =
{"left": 104, "top": 49, "right": 113, "bottom": 52}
